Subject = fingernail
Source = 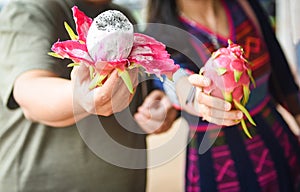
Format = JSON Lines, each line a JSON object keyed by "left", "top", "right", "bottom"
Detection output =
{"left": 203, "top": 77, "right": 210, "bottom": 86}
{"left": 224, "top": 103, "right": 231, "bottom": 111}
{"left": 237, "top": 112, "right": 243, "bottom": 119}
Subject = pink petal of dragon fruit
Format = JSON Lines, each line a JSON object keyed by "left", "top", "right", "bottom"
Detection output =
{"left": 201, "top": 40, "right": 256, "bottom": 138}
{"left": 51, "top": 40, "right": 93, "bottom": 65}
{"left": 72, "top": 6, "right": 93, "bottom": 42}
{"left": 129, "top": 33, "right": 179, "bottom": 79}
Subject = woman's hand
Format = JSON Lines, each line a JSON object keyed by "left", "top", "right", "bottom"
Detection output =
{"left": 188, "top": 74, "right": 243, "bottom": 126}
{"left": 134, "top": 90, "right": 178, "bottom": 134}
{"left": 71, "top": 64, "right": 138, "bottom": 117}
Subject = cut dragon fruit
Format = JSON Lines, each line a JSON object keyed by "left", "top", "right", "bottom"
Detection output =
{"left": 201, "top": 40, "right": 256, "bottom": 138}
{"left": 86, "top": 10, "right": 134, "bottom": 62}
{"left": 49, "top": 6, "right": 179, "bottom": 93}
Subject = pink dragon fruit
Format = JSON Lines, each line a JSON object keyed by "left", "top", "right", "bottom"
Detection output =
{"left": 201, "top": 40, "right": 256, "bottom": 138}
{"left": 49, "top": 6, "right": 179, "bottom": 93}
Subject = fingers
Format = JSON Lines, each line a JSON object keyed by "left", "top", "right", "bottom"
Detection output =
{"left": 134, "top": 106, "right": 177, "bottom": 134}
{"left": 196, "top": 91, "right": 232, "bottom": 111}
{"left": 70, "top": 66, "right": 78, "bottom": 80}
{"left": 188, "top": 74, "right": 211, "bottom": 88}
{"left": 189, "top": 73, "right": 243, "bottom": 126}
{"left": 135, "top": 91, "right": 177, "bottom": 134}
{"left": 72, "top": 66, "right": 137, "bottom": 116}
{"left": 137, "top": 100, "right": 166, "bottom": 121}
{"left": 197, "top": 102, "right": 243, "bottom": 120}
{"left": 100, "top": 70, "right": 119, "bottom": 91}
{"left": 72, "top": 64, "right": 91, "bottom": 81}
{"left": 201, "top": 116, "right": 241, "bottom": 126}
{"left": 134, "top": 113, "right": 163, "bottom": 134}
{"left": 145, "top": 90, "right": 164, "bottom": 101}
{"left": 110, "top": 70, "right": 134, "bottom": 113}
{"left": 140, "top": 90, "right": 164, "bottom": 110}
{"left": 92, "top": 70, "right": 118, "bottom": 104}
{"left": 194, "top": 91, "right": 243, "bottom": 125}
{"left": 137, "top": 90, "right": 165, "bottom": 119}
{"left": 89, "top": 70, "right": 128, "bottom": 115}
{"left": 95, "top": 70, "right": 129, "bottom": 100}
{"left": 127, "top": 67, "right": 139, "bottom": 87}
{"left": 153, "top": 107, "right": 178, "bottom": 134}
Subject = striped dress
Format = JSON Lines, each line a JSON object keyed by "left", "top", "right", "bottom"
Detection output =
{"left": 175, "top": 0, "right": 300, "bottom": 191}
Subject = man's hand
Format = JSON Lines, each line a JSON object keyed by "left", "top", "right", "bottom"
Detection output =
{"left": 72, "top": 64, "right": 138, "bottom": 116}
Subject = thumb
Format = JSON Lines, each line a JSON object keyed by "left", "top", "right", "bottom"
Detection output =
{"left": 71, "top": 64, "right": 90, "bottom": 81}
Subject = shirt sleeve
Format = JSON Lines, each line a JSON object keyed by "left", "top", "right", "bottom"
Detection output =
{"left": 0, "top": 1, "right": 68, "bottom": 109}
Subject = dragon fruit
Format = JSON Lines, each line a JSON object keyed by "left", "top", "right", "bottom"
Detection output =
{"left": 200, "top": 40, "right": 256, "bottom": 138}
{"left": 49, "top": 6, "right": 179, "bottom": 93}
{"left": 86, "top": 10, "right": 134, "bottom": 62}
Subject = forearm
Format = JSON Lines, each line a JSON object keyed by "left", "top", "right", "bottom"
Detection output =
{"left": 14, "top": 72, "right": 89, "bottom": 127}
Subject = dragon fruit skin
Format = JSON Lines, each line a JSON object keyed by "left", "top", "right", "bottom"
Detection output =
{"left": 201, "top": 40, "right": 256, "bottom": 138}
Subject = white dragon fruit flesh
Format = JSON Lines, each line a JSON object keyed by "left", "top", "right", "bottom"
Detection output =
{"left": 86, "top": 10, "right": 134, "bottom": 62}
{"left": 201, "top": 40, "right": 256, "bottom": 138}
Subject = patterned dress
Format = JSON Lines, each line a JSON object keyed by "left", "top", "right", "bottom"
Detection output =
{"left": 175, "top": 0, "right": 300, "bottom": 191}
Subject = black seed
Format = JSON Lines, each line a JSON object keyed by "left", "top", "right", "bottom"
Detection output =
{"left": 95, "top": 10, "right": 131, "bottom": 32}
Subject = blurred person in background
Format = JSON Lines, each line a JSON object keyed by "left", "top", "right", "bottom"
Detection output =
{"left": 147, "top": 0, "right": 300, "bottom": 191}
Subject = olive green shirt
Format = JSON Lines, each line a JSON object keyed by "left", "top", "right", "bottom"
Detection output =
{"left": 0, "top": 0, "right": 146, "bottom": 191}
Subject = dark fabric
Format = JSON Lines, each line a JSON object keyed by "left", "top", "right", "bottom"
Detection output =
{"left": 249, "top": 0, "right": 300, "bottom": 116}
{"left": 224, "top": 127, "right": 262, "bottom": 192}
{"left": 197, "top": 133, "right": 218, "bottom": 192}
{"left": 255, "top": 114, "right": 294, "bottom": 192}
